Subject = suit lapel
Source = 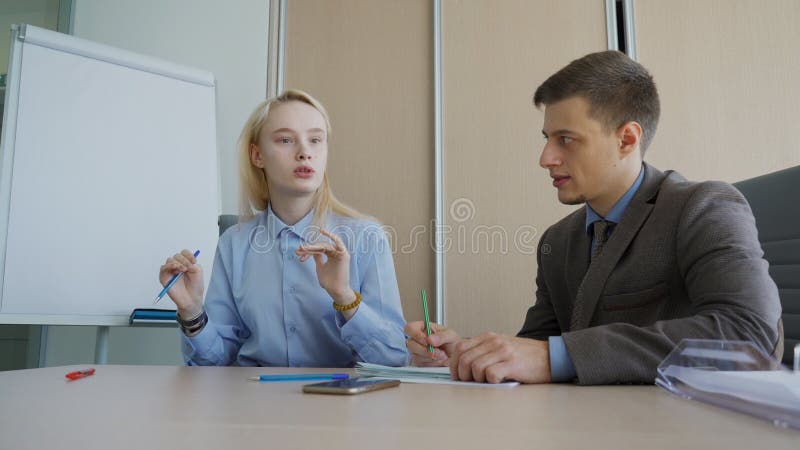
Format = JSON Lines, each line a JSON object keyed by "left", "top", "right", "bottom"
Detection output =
{"left": 565, "top": 209, "right": 590, "bottom": 301}
{"left": 570, "top": 164, "right": 667, "bottom": 330}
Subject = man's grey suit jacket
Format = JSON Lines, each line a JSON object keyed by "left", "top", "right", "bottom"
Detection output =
{"left": 518, "top": 163, "right": 783, "bottom": 385}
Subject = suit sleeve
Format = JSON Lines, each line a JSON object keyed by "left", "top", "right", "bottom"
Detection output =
{"left": 561, "top": 181, "right": 782, "bottom": 385}
{"left": 517, "top": 228, "right": 562, "bottom": 340}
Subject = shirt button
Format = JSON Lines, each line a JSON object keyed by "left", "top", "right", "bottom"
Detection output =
{"left": 290, "top": 286, "right": 296, "bottom": 293}
{"left": 289, "top": 326, "right": 296, "bottom": 333}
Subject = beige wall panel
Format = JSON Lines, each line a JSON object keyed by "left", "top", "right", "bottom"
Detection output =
{"left": 636, "top": 0, "right": 800, "bottom": 183}
{"left": 443, "top": 0, "right": 607, "bottom": 336}
{"left": 284, "top": 0, "right": 433, "bottom": 323}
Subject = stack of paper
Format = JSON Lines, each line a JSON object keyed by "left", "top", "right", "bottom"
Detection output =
{"left": 356, "top": 362, "right": 452, "bottom": 380}
{"left": 355, "top": 362, "right": 519, "bottom": 387}
{"left": 656, "top": 339, "right": 800, "bottom": 429}
{"left": 659, "top": 366, "right": 800, "bottom": 414}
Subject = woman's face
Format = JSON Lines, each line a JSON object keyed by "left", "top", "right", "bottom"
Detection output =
{"left": 251, "top": 100, "right": 328, "bottom": 198}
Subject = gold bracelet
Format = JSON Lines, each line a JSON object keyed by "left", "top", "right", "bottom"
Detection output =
{"left": 333, "top": 291, "right": 362, "bottom": 311}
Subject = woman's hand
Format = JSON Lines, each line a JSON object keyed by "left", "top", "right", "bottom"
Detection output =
{"left": 158, "top": 249, "right": 205, "bottom": 318}
{"left": 295, "top": 229, "right": 354, "bottom": 306}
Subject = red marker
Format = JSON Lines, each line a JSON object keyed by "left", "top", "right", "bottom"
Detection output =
{"left": 65, "top": 368, "right": 95, "bottom": 380}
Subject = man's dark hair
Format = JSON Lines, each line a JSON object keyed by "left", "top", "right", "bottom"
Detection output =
{"left": 533, "top": 50, "right": 660, "bottom": 154}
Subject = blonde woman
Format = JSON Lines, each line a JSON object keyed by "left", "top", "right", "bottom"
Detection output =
{"left": 158, "top": 90, "right": 408, "bottom": 367}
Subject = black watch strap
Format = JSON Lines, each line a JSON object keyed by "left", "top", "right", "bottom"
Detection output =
{"left": 177, "top": 309, "right": 208, "bottom": 336}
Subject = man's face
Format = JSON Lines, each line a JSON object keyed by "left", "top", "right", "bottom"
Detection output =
{"left": 539, "top": 97, "right": 625, "bottom": 210}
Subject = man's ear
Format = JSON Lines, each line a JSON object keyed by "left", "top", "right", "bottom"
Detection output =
{"left": 250, "top": 143, "right": 265, "bottom": 168}
{"left": 617, "top": 121, "right": 643, "bottom": 157}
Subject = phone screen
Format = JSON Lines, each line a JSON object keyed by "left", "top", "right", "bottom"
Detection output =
{"left": 302, "top": 377, "right": 400, "bottom": 395}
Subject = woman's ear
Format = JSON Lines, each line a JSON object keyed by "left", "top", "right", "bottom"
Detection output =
{"left": 250, "top": 143, "right": 265, "bottom": 168}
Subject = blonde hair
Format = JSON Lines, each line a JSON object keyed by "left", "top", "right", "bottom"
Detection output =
{"left": 238, "top": 89, "right": 364, "bottom": 226}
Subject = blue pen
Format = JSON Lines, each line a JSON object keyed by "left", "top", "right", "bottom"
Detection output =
{"left": 154, "top": 250, "right": 200, "bottom": 304}
{"left": 247, "top": 374, "right": 350, "bottom": 382}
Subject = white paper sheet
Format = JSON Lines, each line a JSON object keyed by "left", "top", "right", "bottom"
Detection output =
{"left": 662, "top": 366, "right": 800, "bottom": 412}
{"left": 355, "top": 363, "right": 520, "bottom": 387}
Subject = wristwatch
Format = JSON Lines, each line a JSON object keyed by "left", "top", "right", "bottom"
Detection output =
{"left": 177, "top": 309, "right": 208, "bottom": 336}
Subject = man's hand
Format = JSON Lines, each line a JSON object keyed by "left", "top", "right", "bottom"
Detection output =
{"left": 404, "top": 321, "right": 460, "bottom": 367}
{"left": 449, "top": 333, "right": 551, "bottom": 384}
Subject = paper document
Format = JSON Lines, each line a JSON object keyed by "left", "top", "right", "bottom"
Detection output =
{"left": 656, "top": 339, "right": 800, "bottom": 429}
{"left": 661, "top": 366, "right": 800, "bottom": 412}
{"left": 355, "top": 362, "right": 520, "bottom": 387}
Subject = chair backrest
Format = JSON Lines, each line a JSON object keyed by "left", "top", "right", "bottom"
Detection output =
{"left": 218, "top": 214, "right": 239, "bottom": 237}
{"left": 734, "top": 165, "right": 800, "bottom": 365}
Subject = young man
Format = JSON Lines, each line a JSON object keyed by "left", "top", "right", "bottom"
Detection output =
{"left": 406, "top": 51, "right": 783, "bottom": 385}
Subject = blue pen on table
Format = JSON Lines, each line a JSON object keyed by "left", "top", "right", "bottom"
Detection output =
{"left": 154, "top": 250, "right": 200, "bottom": 304}
{"left": 247, "top": 373, "right": 350, "bottom": 382}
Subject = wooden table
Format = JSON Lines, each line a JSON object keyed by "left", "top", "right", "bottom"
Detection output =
{"left": 0, "top": 365, "right": 796, "bottom": 449}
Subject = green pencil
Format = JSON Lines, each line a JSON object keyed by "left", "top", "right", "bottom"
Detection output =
{"left": 421, "top": 289, "right": 435, "bottom": 355}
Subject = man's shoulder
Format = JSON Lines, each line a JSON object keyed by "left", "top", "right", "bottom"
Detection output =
{"left": 540, "top": 167, "right": 747, "bottom": 240}
{"left": 656, "top": 170, "right": 746, "bottom": 209}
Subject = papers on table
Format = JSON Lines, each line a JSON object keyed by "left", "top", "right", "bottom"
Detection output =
{"left": 355, "top": 362, "right": 520, "bottom": 387}
{"left": 660, "top": 366, "right": 800, "bottom": 412}
{"left": 657, "top": 339, "right": 800, "bottom": 430}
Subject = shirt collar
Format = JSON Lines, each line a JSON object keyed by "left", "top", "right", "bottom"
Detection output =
{"left": 585, "top": 164, "right": 645, "bottom": 234}
{"left": 265, "top": 203, "right": 317, "bottom": 241}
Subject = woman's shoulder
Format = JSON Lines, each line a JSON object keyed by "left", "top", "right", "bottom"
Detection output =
{"left": 325, "top": 213, "right": 389, "bottom": 251}
{"left": 326, "top": 213, "right": 385, "bottom": 235}
{"left": 217, "top": 213, "right": 265, "bottom": 248}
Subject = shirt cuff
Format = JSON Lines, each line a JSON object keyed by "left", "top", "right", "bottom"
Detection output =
{"left": 548, "top": 336, "right": 577, "bottom": 382}
{"left": 334, "top": 302, "right": 406, "bottom": 365}
{"left": 181, "top": 320, "right": 217, "bottom": 360}
{"left": 335, "top": 303, "right": 379, "bottom": 351}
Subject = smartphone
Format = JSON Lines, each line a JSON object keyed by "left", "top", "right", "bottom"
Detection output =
{"left": 302, "top": 378, "right": 400, "bottom": 395}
